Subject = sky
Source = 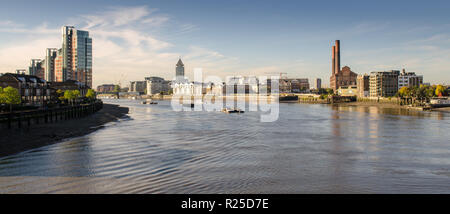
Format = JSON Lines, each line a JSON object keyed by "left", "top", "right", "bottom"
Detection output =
{"left": 0, "top": 0, "right": 450, "bottom": 87}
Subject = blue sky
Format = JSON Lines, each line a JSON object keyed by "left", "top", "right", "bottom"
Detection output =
{"left": 0, "top": 0, "right": 449, "bottom": 87}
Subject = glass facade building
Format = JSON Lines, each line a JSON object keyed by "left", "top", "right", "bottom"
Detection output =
{"left": 62, "top": 26, "right": 93, "bottom": 87}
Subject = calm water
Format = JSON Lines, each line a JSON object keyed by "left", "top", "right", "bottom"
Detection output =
{"left": 1, "top": 99, "right": 450, "bottom": 193}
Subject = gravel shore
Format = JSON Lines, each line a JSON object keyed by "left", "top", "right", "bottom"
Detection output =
{"left": 0, "top": 103, "right": 129, "bottom": 158}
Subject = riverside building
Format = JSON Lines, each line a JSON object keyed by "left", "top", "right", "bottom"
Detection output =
{"left": 357, "top": 74, "right": 370, "bottom": 97}
{"left": 96, "top": 84, "right": 115, "bottom": 93}
{"left": 28, "top": 59, "right": 45, "bottom": 80}
{"left": 0, "top": 73, "right": 53, "bottom": 106}
{"left": 316, "top": 78, "right": 322, "bottom": 90}
{"left": 44, "top": 48, "right": 58, "bottom": 82}
{"left": 398, "top": 69, "right": 423, "bottom": 89}
{"left": 130, "top": 81, "right": 147, "bottom": 94}
{"left": 24, "top": 26, "right": 92, "bottom": 87}
{"left": 145, "top": 77, "right": 170, "bottom": 95}
{"left": 61, "top": 26, "right": 93, "bottom": 88}
{"left": 369, "top": 70, "right": 400, "bottom": 97}
{"left": 329, "top": 40, "right": 357, "bottom": 92}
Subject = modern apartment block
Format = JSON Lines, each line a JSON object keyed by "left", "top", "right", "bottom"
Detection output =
{"left": 61, "top": 26, "right": 93, "bottom": 87}
{"left": 279, "top": 78, "right": 309, "bottom": 93}
{"left": 316, "top": 78, "right": 322, "bottom": 89}
{"left": 44, "top": 48, "right": 58, "bottom": 82}
{"left": 28, "top": 59, "right": 45, "bottom": 79}
{"left": 130, "top": 81, "right": 147, "bottom": 94}
{"left": 369, "top": 70, "right": 400, "bottom": 97}
{"left": 55, "top": 48, "right": 64, "bottom": 82}
{"left": 20, "top": 26, "right": 92, "bottom": 88}
{"left": 357, "top": 74, "right": 370, "bottom": 97}
{"left": 398, "top": 69, "right": 423, "bottom": 89}
{"left": 145, "top": 77, "right": 171, "bottom": 95}
{"left": 97, "top": 84, "right": 116, "bottom": 93}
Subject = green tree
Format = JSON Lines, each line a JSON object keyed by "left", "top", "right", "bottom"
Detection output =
{"left": 64, "top": 90, "right": 75, "bottom": 106}
{"left": 113, "top": 85, "right": 121, "bottom": 93}
{"left": 72, "top": 90, "right": 80, "bottom": 98}
{"left": 424, "top": 85, "right": 435, "bottom": 98}
{"left": 86, "top": 89, "right": 96, "bottom": 101}
{"left": 0, "top": 87, "right": 5, "bottom": 104}
{"left": 3, "top": 86, "right": 21, "bottom": 112}
{"left": 325, "top": 88, "right": 334, "bottom": 95}
{"left": 436, "top": 85, "right": 446, "bottom": 97}
{"left": 73, "top": 90, "right": 80, "bottom": 105}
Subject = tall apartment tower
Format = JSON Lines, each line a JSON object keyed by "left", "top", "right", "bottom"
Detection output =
{"left": 28, "top": 59, "right": 44, "bottom": 79}
{"left": 176, "top": 58, "right": 185, "bottom": 81}
{"left": 61, "top": 26, "right": 92, "bottom": 87}
{"left": 55, "top": 48, "right": 64, "bottom": 82}
{"left": 316, "top": 78, "right": 322, "bottom": 89}
{"left": 45, "top": 48, "right": 58, "bottom": 82}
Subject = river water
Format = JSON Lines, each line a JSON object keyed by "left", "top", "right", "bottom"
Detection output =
{"left": 1, "top": 99, "right": 449, "bottom": 193}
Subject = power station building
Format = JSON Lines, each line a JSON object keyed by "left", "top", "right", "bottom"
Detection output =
{"left": 330, "top": 40, "right": 357, "bottom": 92}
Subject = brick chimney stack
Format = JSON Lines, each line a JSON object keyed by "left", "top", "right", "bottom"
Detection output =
{"left": 332, "top": 45, "right": 336, "bottom": 75}
{"left": 335, "top": 40, "right": 340, "bottom": 74}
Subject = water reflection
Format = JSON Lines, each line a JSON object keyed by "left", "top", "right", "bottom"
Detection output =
{"left": 0, "top": 100, "right": 449, "bottom": 193}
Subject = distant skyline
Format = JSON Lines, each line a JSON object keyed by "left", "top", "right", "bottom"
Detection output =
{"left": 1, "top": 0, "right": 450, "bottom": 87}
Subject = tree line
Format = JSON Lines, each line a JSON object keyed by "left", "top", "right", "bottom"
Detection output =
{"left": 397, "top": 85, "right": 447, "bottom": 99}
{"left": 0, "top": 87, "right": 97, "bottom": 112}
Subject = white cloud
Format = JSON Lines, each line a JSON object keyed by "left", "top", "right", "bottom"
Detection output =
{"left": 0, "top": 20, "right": 18, "bottom": 26}
{"left": 0, "top": 5, "right": 241, "bottom": 87}
{"left": 77, "top": 6, "right": 157, "bottom": 29}
{"left": 0, "top": 36, "right": 60, "bottom": 71}
{"left": 0, "top": 21, "right": 59, "bottom": 34}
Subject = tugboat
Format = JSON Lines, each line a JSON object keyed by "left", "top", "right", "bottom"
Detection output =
{"left": 222, "top": 108, "right": 244, "bottom": 114}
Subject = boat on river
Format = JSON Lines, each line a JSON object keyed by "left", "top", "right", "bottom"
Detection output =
{"left": 222, "top": 108, "right": 244, "bottom": 114}
{"left": 142, "top": 99, "right": 158, "bottom": 105}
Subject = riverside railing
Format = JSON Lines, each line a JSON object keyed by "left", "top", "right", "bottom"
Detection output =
{"left": 0, "top": 101, "right": 103, "bottom": 130}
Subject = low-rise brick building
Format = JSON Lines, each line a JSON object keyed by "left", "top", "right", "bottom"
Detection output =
{"left": 0, "top": 73, "right": 53, "bottom": 106}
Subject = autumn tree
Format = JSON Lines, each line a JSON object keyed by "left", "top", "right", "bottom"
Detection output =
{"left": 436, "top": 85, "right": 446, "bottom": 97}
{"left": 398, "top": 87, "right": 410, "bottom": 98}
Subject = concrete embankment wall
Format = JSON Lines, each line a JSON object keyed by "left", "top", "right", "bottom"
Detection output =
{"left": 357, "top": 97, "right": 400, "bottom": 104}
{"left": 297, "top": 97, "right": 330, "bottom": 104}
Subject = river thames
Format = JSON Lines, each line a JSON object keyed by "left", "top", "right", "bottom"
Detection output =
{"left": 0, "top": 99, "right": 449, "bottom": 193}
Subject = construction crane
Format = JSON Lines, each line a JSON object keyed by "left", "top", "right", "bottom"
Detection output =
{"left": 115, "top": 73, "right": 127, "bottom": 89}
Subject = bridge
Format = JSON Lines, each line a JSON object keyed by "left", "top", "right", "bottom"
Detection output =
{"left": 96, "top": 92, "right": 120, "bottom": 98}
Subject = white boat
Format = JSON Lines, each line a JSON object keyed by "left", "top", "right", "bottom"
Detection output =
{"left": 222, "top": 108, "right": 244, "bottom": 113}
{"left": 142, "top": 99, "right": 158, "bottom": 105}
